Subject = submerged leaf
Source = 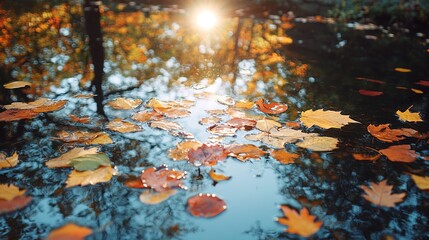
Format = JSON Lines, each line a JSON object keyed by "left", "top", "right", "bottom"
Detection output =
{"left": 139, "top": 189, "right": 177, "bottom": 205}
{"left": 108, "top": 97, "right": 142, "bottom": 110}
{"left": 360, "top": 180, "right": 406, "bottom": 207}
{"left": 352, "top": 153, "right": 381, "bottom": 161}
{"left": 140, "top": 167, "right": 186, "bottom": 192}
{"left": 300, "top": 109, "right": 359, "bottom": 129}
{"left": 0, "top": 195, "right": 32, "bottom": 215}
{"left": 296, "top": 136, "right": 339, "bottom": 151}
{"left": 188, "top": 144, "right": 229, "bottom": 166}
{"left": 228, "top": 144, "right": 266, "bottom": 161}
{"left": 379, "top": 144, "right": 417, "bottom": 163}
{"left": 256, "top": 98, "right": 288, "bottom": 114}
{"left": 66, "top": 166, "right": 116, "bottom": 188}
{"left": 46, "top": 147, "right": 99, "bottom": 168}
{"left": 46, "top": 223, "right": 93, "bottom": 240}
{"left": 69, "top": 153, "right": 111, "bottom": 171}
{"left": 0, "top": 184, "right": 26, "bottom": 201}
{"left": 187, "top": 194, "right": 227, "bottom": 218}
{"left": 277, "top": 206, "right": 322, "bottom": 237}
{"left": 0, "top": 152, "right": 19, "bottom": 169}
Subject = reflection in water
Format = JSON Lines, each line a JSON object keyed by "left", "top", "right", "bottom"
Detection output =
{"left": 1, "top": 1, "right": 429, "bottom": 239}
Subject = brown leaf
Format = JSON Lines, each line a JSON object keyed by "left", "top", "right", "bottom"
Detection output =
{"left": 187, "top": 194, "right": 227, "bottom": 218}
{"left": 150, "top": 120, "right": 182, "bottom": 131}
{"left": 367, "top": 124, "right": 419, "bottom": 142}
{"left": 206, "top": 109, "right": 226, "bottom": 115}
{"left": 46, "top": 223, "right": 93, "bottom": 240}
{"left": 0, "top": 195, "right": 32, "bottom": 215}
{"left": 209, "top": 169, "right": 231, "bottom": 181}
{"left": 352, "top": 153, "right": 381, "bottom": 161}
{"left": 379, "top": 144, "right": 418, "bottom": 163}
{"left": 132, "top": 110, "right": 163, "bottom": 122}
{"left": 360, "top": 180, "right": 406, "bottom": 207}
{"left": 255, "top": 118, "right": 281, "bottom": 132}
{"left": 140, "top": 167, "right": 186, "bottom": 192}
{"left": 270, "top": 149, "right": 299, "bottom": 164}
{"left": 108, "top": 97, "right": 142, "bottom": 110}
{"left": 228, "top": 144, "right": 266, "bottom": 161}
{"left": 226, "top": 117, "right": 257, "bottom": 130}
{"left": 66, "top": 166, "right": 117, "bottom": 188}
{"left": 256, "top": 98, "right": 288, "bottom": 114}
{"left": 277, "top": 206, "right": 322, "bottom": 237}
{"left": 45, "top": 147, "right": 99, "bottom": 168}
{"left": 0, "top": 152, "right": 19, "bottom": 169}
{"left": 106, "top": 118, "right": 141, "bottom": 133}
{"left": 139, "top": 189, "right": 177, "bottom": 205}
{"left": 68, "top": 114, "right": 90, "bottom": 124}
{"left": 207, "top": 124, "right": 237, "bottom": 136}
{"left": 55, "top": 131, "right": 113, "bottom": 145}
{"left": 188, "top": 144, "right": 229, "bottom": 166}
{"left": 296, "top": 136, "right": 339, "bottom": 152}
{"left": 0, "top": 109, "right": 39, "bottom": 122}
{"left": 168, "top": 140, "right": 203, "bottom": 161}
{"left": 3, "top": 81, "right": 31, "bottom": 89}
{"left": 300, "top": 109, "right": 359, "bottom": 129}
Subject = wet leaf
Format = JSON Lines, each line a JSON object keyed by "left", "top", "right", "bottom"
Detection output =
{"left": 411, "top": 88, "right": 423, "bottom": 94}
{"left": 352, "top": 153, "right": 381, "bottom": 161}
{"left": 187, "top": 194, "right": 227, "bottom": 218}
{"left": 277, "top": 206, "right": 322, "bottom": 237}
{"left": 367, "top": 124, "right": 419, "bottom": 142}
{"left": 209, "top": 169, "right": 231, "bottom": 181}
{"left": 256, "top": 98, "right": 288, "bottom": 114}
{"left": 269, "top": 128, "right": 319, "bottom": 143}
{"left": 226, "top": 117, "right": 257, "bottom": 130}
{"left": 69, "top": 153, "right": 111, "bottom": 171}
{"left": 300, "top": 109, "right": 359, "bottom": 129}
{"left": 217, "top": 95, "right": 235, "bottom": 106}
{"left": 170, "top": 130, "right": 195, "bottom": 139}
{"left": 106, "top": 118, "right": 141, "bottom": 133}
{"left": 360, "top": 180, "right": 406, "bottom": 207}
{"left": 108, "top": 97, "right": 142, "bottom": 110}
{"left": 140, "top": 167, "right": 186, "bottom": 192}
{"left": 74, "top": 93, "right": 95, "bottom": 98}
{"left": 396, "top": 106, "right": 423, "bottom": 122}
{"left": 139, "top": 189, "right": 177, "bottom": 205}
{"left": 228, "top": 144, "right": 266, "bottom": 161}
{"left": 255, "top": 118, "right": 281, "bottom": 132}
{"left": 234, "top": 99, "right": 254, "bottom": 109}
{"left": 270, "top": 149, "right": 299, "bottom": 164}
{"left": 150, "top": 120, "right": 182, "bottom": 131}
{"left": 146, "top": 98, "right": 195, "bottom": 109}
{"left": 68, "top": 114, "right": 90, "bottom": 124}
{"left": 206, "top": 109, "right": 226, "bottom": 115}
{"left": 358, "top": 89, "right": 383, "bottom": 96}
{"left": 55, "top": 131, "right": 113, "bottom": 145}
{"left": 207, "top": 124, "right": 237, "bottom": 136}
{"left": 66, "top": 166, "right": 116, "bottom": 188}
{"left": 3, "top": 98, "right": 67, "bottom": 113}
{"left": 132, "top": 110, "right": 163, "bottom": 122}
{"left": 46, "top": 223, "right": 92, "bottom": 240}
{"left": 0, "top": 152, "right": 19, "bottom": 169}
{"left": 394, "top": 67, "right": 412, "bottom": 73}
{"left": 154, "top": 108, "right": 191, "bottom": 118}
{"left": 168, "top": 140, "right": 203, "bottom": 161}
{"left": 188, "top": 144, "right": 229, "bottom": 166}
{"left": 296, "top": 136, "right": 339, "bottom": 151}
{"left": 0, "top": 184, "right": 26, "bottom": 201}
{"left": 225, "top": 107, "right": 247, "bottom": 118}
{"left": 199, "top": 116, "right": 222, "bottom": 125}
{"left": 379, "top": 144, "right": 418, "bottom": 163}
{"left": 0, "top": 195, "right": 32, "bottom": 215}
{"left": 0, "top": 109, "right": 39, "bottom": 122}
{"left": 124, "top": 177, "right": 145, "bottom": 188}
{"left": 410, "top": 174, "right": 429, "bottom": 190}
{"left": 415, "top": 80, "right": 429, "bottom": 87}
{"left": 46, "top": 147, "right": 99, "bottom": 168}
{"left": 3, "top": 81, "right": 31, "bottom": 89}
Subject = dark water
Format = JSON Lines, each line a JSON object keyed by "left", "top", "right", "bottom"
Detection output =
{"left": 1, "top": 1, "right": 429, "bottom": 239}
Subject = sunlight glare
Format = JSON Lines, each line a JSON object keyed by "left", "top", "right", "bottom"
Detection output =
{"left": 196, "top": 9, "right": 218, "bottom": 30}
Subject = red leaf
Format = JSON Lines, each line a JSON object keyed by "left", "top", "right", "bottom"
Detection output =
{"left": 0, "top": 195, "right": 32, "bottom": 214}
{"left": 140, "top": 167, "right": 186, "bottom": 192}
{"left": 358, "top": 89, "right": 383, "bottom": 96}
{"left": 124, "top": 177, "right": 146, "bottom": 188}
{"left": 256, "top": 98, "right": 288, "bottom": 114}
{"left": 414, "top": 80, "right": 429, "bottom": 87}
{"left": 187, "top": 194, "right": 227, "bottom": 218}
{"left": 188, "top": 144, "right": 229, "bottom": 166}
{"left": 355, "top": 77, "right": 385, "bottom": 84}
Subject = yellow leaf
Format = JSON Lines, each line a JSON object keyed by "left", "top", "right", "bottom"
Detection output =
{"left": 66, "top": 166, "right": 116, "bottom": 188}
{"left": 411, "top": 88, "right": 423, "bottom": 94}
{"left": 168, "top": 140, "right": 202, "bottom": 161}
{"left": 410, "top": 174, "right": 429, "bottom": 190}
{"left": 108, "top": 97, "right": 142, "bottom": 110}
{"left": 234, "top": 99, "right": 254, "bottom": 109}
{"left": 256, "top": 118, "right": 281, "bottom": 132}
{"left": 396, "top": 106, "right": 423, "bottom": 122}
{"left": 0, "top": 184, "right": 26, "bottom": 201}
{"left": 106, "top": 118, "right": 141, "bottom": 133}
{"left": 0, "top": 152, "right": 19, "bottom": 169}
{"left": 139, "top": 189, "right": 177, "bottom": 205}
{"left": 46, "top": 223, "right": 93, "bottom": 240}
{"left": 296, "top": 136, "right": 339, "bottom": 151}
{"left": 277, "top": 206, "right": 322, "bottom": 237}
{"left": 3, "top": 81, "right": 31, "bottom": 89}
{"left": 300, "top": 109, "right": 359, "bottom": 129}
{"left": 45, "top": 147, "right": 99, "bottom": 168}
{"left": 209, "top": 169, "right": 231, "bottom": 181}
{"left": 394, "top": 67, "right": 412, "bottom": 73}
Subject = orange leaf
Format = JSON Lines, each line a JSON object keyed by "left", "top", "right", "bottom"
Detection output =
{"left": 209, "top": 169, "right": 231, "bottom": 181}
{"left": 226, "top": 117, "right": 256, "bottom": 130}
{"left": 360, "top": 180, "right": 406, "bottom": 207}
{"left": 0, "top": 109, "right": 39, "bottom": 122}
{"left": 66, "top": 166, "right": 116, "bottom": 188}
{"left": 0, "top": 195, "right": 32, "bottom": 215}
{"left": 367, "top": 124, "right": 419, "bottom": 142}
{"left": 106, "top": 118, "right": 141, "bottom": 133}
{"left": 68, "top": 114, "right": 90, "bottom": 124}
{"left": 139, "top": 189, "right": 177, "bottom": 205}
{"left": 0, "top": 152, "right": 19, "bottom": 169}
{"left": 277, "top": 206, "right": 322, "bottom": 237}
{"left": 168, "top": 140, "right": 203, "bottom": 161}
{"left": 207, "top": 124, "right": 237, "bottom": 136}
{"left": 108, "top": 97, "right": 142, "bottom": 110}
{"left": 228, "top": 144, "right": 266, "bottom": 161}
{"left": 132, "top": 110, "right": 163, "bottom": 122}
{"left": 124, "top": 178, "right": 146, "bottom": 188}
{"left": 270, "top": 149, "right": 299, "bottom": 164}
{"left": 256, "top": 98, "right": 288, "bottom": 114}
{"left": 379, "top": 144, "right": 418, "bottom": 163}
{"left": 188, "top": 144, "right": 229, "bottom": 166}
{"left": 352, "top": 153, "right": 381, "bottom": 161}
{"left": 46, "top": 223, "right": 92, "bottom": 240}
{"left": 140, "top": 167, "right": 186, "bottom": 192}
{"left": 394, "top": 67, "right": 412, "bottom": 73}
{"left": 414, "top": 80, "right": 429, "bottom": 87}
{"left": 187, "top": 194, "right": 227, "bottom": 218}
{"left": 154, "top": 108, "right": 191, "bottom": 118}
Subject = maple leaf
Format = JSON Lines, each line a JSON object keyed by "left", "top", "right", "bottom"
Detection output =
{"left": 367, "top": 124, "right": 419, "bottom": 142}
{"left": 3, "top": 81, "right": 31, "bottom": 89}
{"left": 150, "top": 120, "right": 182, "bottom": 131}
{"left": 207, "top": 124, "right": 237, "bottom": 136}
{"left": 300, "top": 109, "right": 359, "bottom": 129}
{"left": 108, "top": 97, "right": 142, "bottom": 110}
{"left": 66, "top": 166, "right": 117, "bottom": 188}
{"left": 188, "top": 144, "right": 229, "bottom": 166}
{"left": 140, "top": 167, "right": 186, "bottom": 192}
{"left": 360, "top": 180, "right": 406, "bottom": 207}
{"left": 209, "top": 169, "right": 231, "bottom": 181}
{"left": 379, "top": 144, "right": 418, "bottom": 163}
{"left": 0, "top": 109, "right": 40, "bottom": 122}
{"left": 106, "top": 118, "right": 141, "bottom": 133}
{"left": 0, "top": 152, "right": 19, "bottom": 169}
{"left": 277, "top": 206, "right": 322, "bottom": 237}
{"left": 69, "top": 153, "right": 111, "bottom": 171}
{"left": 255, "top": 118, "right": 281, "bottom": 132}
{"left": 139, "top": 189, "right": 177, "bottom": 205}
{"left": 168, "top": 140, "right": 203, "bottom": 161}
{"left": 187, "top": 193, "right": 227, "bottom": 218}
{"left": 45, "top": 147, "right": 99, "bottom": 168}
{"left": 410, "top": 174, "right": 429, "bottom": 191}
{"left": 46, "top": 223, "right": 92, "bottom": 240}
{"left": 296, "top": 136, "right": 339, "bottom": 151}
{"left": 132, "top": 110, "right": 163, "bottom": 122}
{"left": 270, "top": 149, "right": 299, "bottom": 164}
{"left": 396, "top": 106, "right": 423, "bottom": 122}
{"left": 256, "top": 98, "right": 288, "bottom": 114}
{"left": 228, "top": 144, "right": 266, "bottom": 161}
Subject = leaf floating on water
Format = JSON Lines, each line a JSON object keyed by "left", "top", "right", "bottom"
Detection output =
{"left": 277, "top": 206, "right": 322, "bottom": 237}
{"left": 411, "top": 88, "right": 423, "bottom": 94}
{"left": 132, "top": 110, "right": 163, "bottom": 122}
{"left": 0, "top": 184, "right": 26, "bottom": 201}
{"left": 300, "top": 109, "right": 359, "bottom": 129}
{"left": 0, "top": 152, "right": 19, "bottom": 169}
{"left": 46, "top": 223, "right": 93, "bottom": 240}
{"left": 150, "top": 120, "right": 182, "bottom": 131}
{"left": 358, "top": 89, "right": 383, "bottom": 96}
{"left": 0, "top": 109, "right": 40, "bottom": 122}
{"left": 69, "top": 153, "right": 111, "bottom": 171}
{"left": 199, "top": 116, "right": 222, "bottom": 125}
{"left": 360, "top": 180, "right": 406, "bottom": 207}
{"left": 55, "top": 131, "right": 113, "bottom": 145}
{"left": 66, "top": 166, "right": 117, "bottom": 188}
{"left": 410, "top": 174, "right": 429, "bottom": 191}
{"left": 168, "top": 140, "right": 203, "bottom": 161}
{"left": 154, "top": 108, "right": 191, "bottom": 118}
{"left": 108, "top": 97, "right": 142, "bottom": 110}
{"left": 3, "top": 81, "right": 31, "bottom": 89}
{"left": 139, "top": 189, "right": 177, "bottom": 205}
{"left": 367, "top": 124, "right": 420, "bottom": 142}
{"left": 74, "top": 93, "right": 95, "bottom": 99}
{"left": 4, "top": 98, "right": 67, "bottom": 113}
{"left": 296, "top": 136, "right": 339, "bottom": 152}
{"left": 188, "top": 144, "right": 229, "bottom": 166}
{"left": 414, "top": 80, "right": 429, "bottom": 87}
{"left": 124, "top": 177, "right": 145, "bottom": 189}
{"left": 46, "top": 147, "right": 99, "bottom": 168}
{"left": 355, "top": 77, "right": 385, "bottom": 84}
{"left": 256, "top": 98, "right": 288, "bottom": 114}
{"left": 270, "top": 149, "right": 299, "bottom": 164}
{"left": 206, "top": 109, "right": 226, "bottom": 116}
{"left": 140, "top": 167, "right": 186, "bottom": 192}
{"left": 226, "top": 117, "right": 257, "bottom": 130}
{"left": 0, "top": 184, "right": 32, "bottom": 215}
{"left": 146, "top": 98, "right": 195, "bottom": 109}
{"left": 379, "top": 144, "right": 418, "bottom": 163}
{"left": 207, "top": 124, "right": 237, "bottom": 136}
{"left": 228, "top": 144, "right": 266, "bottom": 161}
{"left": 394, "top": 67, "right": 412, "bottom": 73}
{"left": 209, "top": 169, "right": 231, "bottom": 181}
{"left": 255, "top": 118, "right": 281, "bottom": 132}
{"left": 187, "top": 194, "right": 227, "bottom": 218}
{"left": 396, "top": 106, "right": 423, "bottom": 122}
{"left": 234, "top": 99, "right": 254, "bottom": 109}
{"left": 106, "top": 118, "right": 141, "bottom": 133}
{"left": 68, "top": 114, "right": 90, "bottom": 124}
{"left": 352, "top": 153, "right": 381, "bottom": 161}
{"left": 217, "top": 95, "right": 235, "bottom": 106}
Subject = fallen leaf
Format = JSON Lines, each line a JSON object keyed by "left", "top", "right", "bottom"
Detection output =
{"left": 209, "top": 169, "right": 231, "bottom": 181}
{"left": 206, "top": 109, "right": 226, "bottom": 115}
{"left": 0, "top": 109, "right": 39, "bottom": 122}
{"left": 228, "top": 144, "right": 266, "bottom": 161}
{"left": 225, "top": 107, "right": 247, "bottom": 118}
{"left": 0, "top": 152, "right": 19, "bottom": 169}
{"left": 352, "top": 153, "right": 381, "bottom": 161}
{"left": 414, "top": 80, "right": 429, "bottom": 87}
{"left": 168, "top": 140, "right": 203, "bottom": 161}
{"left": 74, "top": 93, "right": 95, "bottom": 98}
{"left": 360, "top": 180, "right": 406, "bottom": 207}
{"left": 217, "top": 95, "right": 235, "bottom": 106}
{"left": 358, "top": 89, "right": 383, "bottom": 96}
{"left": 277, "top": 206, "right": 322, "bottom": 237}
{"left": 296, "top": 136, "right": 339, "bottom": 151}
{"left": 150, "top": 120, "right": 182, "bottom": 131}
{"left": 199, "top": 116, "right": 222, "bottom": 125}
{"left": 234, "top": 99, "right": 254, "bottom": 109}
{"left": 226, "top": 117, "right": 257, "bottom": 130}
{"left": 410, "top": 174, "right": 429, "bottom": 190}
{"left": 68, "top": 114, "right": 90, "bottom": 124}
{"left": 66, "top": 166, "right": 116, "bottom": 188}
{"left": 356, "top": 77, "right": 385, "bottom": 84}
{"left": 256, "top": 98, "right": 288, "bottom": 114}
{"left": 3, "top": 81, "right": 31, "bottom": 89}
{"left": 207, "top": 124, "right": 237, "bottom": 136}
{"left": 246, "top": 128, "right": 318, "bottom": 149}
{"left": 188, "top": 144, "right": 229, "bottom": 166}
{"left": 0, "top": 184, "right": 26, "bottom": 201}
{"left": 0, "top": 195, "right": 32, "bottom": 215}
{"left": 170, "top": 130, "right": 195, "bottom": 139}
{"left": 124, "top": 177, "right": 145, "bottom": 188}
{"left": 270, "top": 149, "right": 299, "bottom": 164}
{"left": 3, "top": 98, "right": 67, "bottom": 113}
{"left": 139, "top": 189, "right": 177, "bottom": 204}
{"left": 300, "top": 109, "right": 359, "bottom": 129}
{"left": 379, "top": 144, "right": 417, "bottom": 163}
{"left": 367, "top": 124, "right": 419, "bottom": 142}
{"left": 394, "top": 67, "right": 412, "bottom": 73}
{"left": 46, "top": 223, "right": 93, "bottom": 240}
{"left": 140, "top": 167, "right": 186, "bottom": 192}
{"left": 69, "top": 153, "right": 111, "bottom": 171}
{"left": 285, "top": 121, "right": 301, "bottom": 129}
{"left": 187, "top": 194, "right": 227, "bottom": 218}
{"left": 255, "top": 118, "right": 282, "bottom": 132}
{"left": 411, "top": 88, "right": 423, "bottom": 94}
{"left": 46, "top": 147, "right": 99, "bottom": 168}
{"left": 106, "top": 118, "right": 141, "bottom": 133}
{"left": 146, "top": 98, "right": 195, "bottom": 109}
{"left": 154, "top": 108, "right": 191, "bottom": 118}
{"left": 55, "top": 131, "right": 113, "bottom": 145}
{"left": 396, "top": 106, "right": 423, "bottom": 122}
{"left": 108, "top": 97, "right": 142, "bottom": 110}
{"left": 132, "top": 110, "right": 163, "bottom": 122}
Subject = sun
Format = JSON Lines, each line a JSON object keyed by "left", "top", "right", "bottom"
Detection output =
{"left": 195, "top": 9, "right": 218, "bottom": 30}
